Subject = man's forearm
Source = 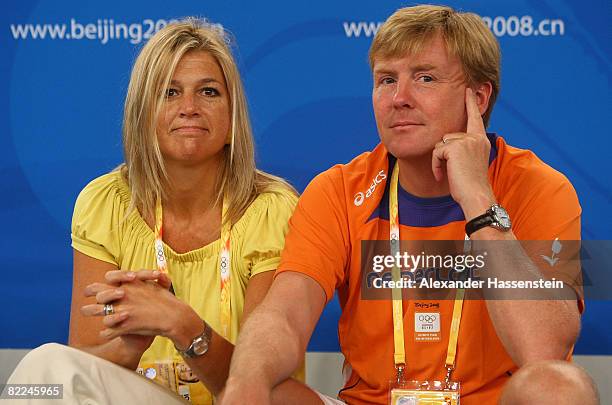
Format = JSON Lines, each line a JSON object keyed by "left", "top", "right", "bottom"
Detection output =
{"left": 472, "top": 230, "right": 580, "bottom": 365}
{"left": 222, "top": 273, "right": 326, "bottom": 404}
{"left": 228, "top": 302, "right": 305, "bottom": 390}
{"left": 485, "top": 298, "right": 579, "bottom": 365}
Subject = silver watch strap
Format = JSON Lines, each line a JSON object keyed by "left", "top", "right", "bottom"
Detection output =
{"left": 175, "top": 321, "right": 211, "bottom": 358}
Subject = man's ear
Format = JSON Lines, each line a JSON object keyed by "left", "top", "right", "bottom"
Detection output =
{"left": 473, "top": 82, "right": 493, "bottom": 116}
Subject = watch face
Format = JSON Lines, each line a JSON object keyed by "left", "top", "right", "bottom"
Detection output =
{"left": 492, "top": 205, "right": 511, "bottom": 229}
{"left": 193, "top": 338, "right": 209, "bottom": 356}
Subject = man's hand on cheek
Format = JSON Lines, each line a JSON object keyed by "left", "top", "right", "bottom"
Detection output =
{"left": 432, "top": 87, "right": 496, "bottom": 220}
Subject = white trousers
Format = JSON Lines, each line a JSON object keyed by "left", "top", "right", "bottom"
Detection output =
{"left": 315, "top": 393, "right": 345, "bottom": 405}
{"left": 6, "top": 343, "right": 188, "bottom": 405}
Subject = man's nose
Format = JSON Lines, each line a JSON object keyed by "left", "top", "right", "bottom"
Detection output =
{"left": 392, "top": 79, "right": 415, "bottom": 109}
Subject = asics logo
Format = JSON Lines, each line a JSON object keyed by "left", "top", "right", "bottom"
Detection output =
{"left": 354, "top": 170, "right": 387, "bottom": 206}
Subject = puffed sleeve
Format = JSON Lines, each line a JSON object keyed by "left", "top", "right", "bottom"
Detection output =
{"left": 240, "top": 189, "right": 298, "bottom": 278}
{"left": 71, "top": 172, "right": 127, "bottom": 265}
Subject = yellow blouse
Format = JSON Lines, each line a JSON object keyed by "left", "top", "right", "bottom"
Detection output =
{"left": 71, "top": 170, "right": 298, "bottom": 402}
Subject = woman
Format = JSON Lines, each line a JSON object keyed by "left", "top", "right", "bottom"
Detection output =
{"left": 8, "top": 18, "right": 318, "bottom": 405}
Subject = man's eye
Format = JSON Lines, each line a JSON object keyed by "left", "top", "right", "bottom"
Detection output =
{"left": 202, "top": 87, "right": 220, "bottom": 96}
{"left": 165, "top": 88, "right": 178, "bottom": 97}
{"left": 380, "top": 77, "right": 396, "bottom": 85}
{"left": 417, "top": 75, "right": 434, "bottom": 83}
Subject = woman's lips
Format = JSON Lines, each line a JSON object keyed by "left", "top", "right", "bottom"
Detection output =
{"left": 172, "top": 126, "right": 208, "bottom": 134}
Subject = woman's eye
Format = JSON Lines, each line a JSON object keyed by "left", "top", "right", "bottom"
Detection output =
{"left": 165, "top": 88, "right": 178, "bottom": 97}
{"left": 202, "top": 87, "right": 220, "bottom": 96}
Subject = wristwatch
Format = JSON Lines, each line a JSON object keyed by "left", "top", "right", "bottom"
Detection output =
{"left": 175, "top": 321, "right": 212, "bottom": 358}
{"left": 465, "top": 204, "right": 511, "bottom": 237}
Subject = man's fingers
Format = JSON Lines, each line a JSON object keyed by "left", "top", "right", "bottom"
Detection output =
{"left": 465, "top": 88, "right": 486, "bottom": 135}
{"left": 431, "top": 146, "right": 446, "bottom": 182}
{"left": 440, "top": 135, "right": 463, "bottom": 145}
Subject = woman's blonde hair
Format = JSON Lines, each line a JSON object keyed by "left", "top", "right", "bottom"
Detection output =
{"left": 369, "top": 5, "right": 500, "bottom": 127}
{"left": 121, "top": 17, "right": 294, "bottom": 225}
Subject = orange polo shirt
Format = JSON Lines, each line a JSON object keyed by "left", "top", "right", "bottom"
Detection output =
{"left": 277, "top": 134, "right": 581, "bottom": 404}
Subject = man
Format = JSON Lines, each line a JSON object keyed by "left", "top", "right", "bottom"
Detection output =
{"left": 220, "top": 5, "right": 598, "bottom": 404}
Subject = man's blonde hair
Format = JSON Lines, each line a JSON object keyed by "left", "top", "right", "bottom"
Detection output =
{"left": 369, "top": 5, "right": 500, "bottom": 126}
{"left": 121, "top": 18, "right": 294, "bottom": 225}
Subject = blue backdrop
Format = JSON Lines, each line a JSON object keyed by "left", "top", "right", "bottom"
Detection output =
{"left": 1, "top": 0, "right": 610, "bottom": 356}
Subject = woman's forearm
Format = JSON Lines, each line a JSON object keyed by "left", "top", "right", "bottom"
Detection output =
{"left": 72, "top": 337, "right": 145, "bottom": 370}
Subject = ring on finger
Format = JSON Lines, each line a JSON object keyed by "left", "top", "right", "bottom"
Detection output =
{"left": 103, "top": 303, "right": 115, "bottom": 316}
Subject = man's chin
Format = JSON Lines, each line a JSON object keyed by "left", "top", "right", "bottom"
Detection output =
{"left": 382, "top": 139, "right": 433, "bottom": 160}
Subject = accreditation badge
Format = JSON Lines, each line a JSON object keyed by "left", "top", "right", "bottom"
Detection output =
{"left": 137, "top": 361, "right": 213, "bottom": 404}
{"left": 174, "top": 361, "right": 213, "bottom": 404}
{"left": 389, "top": 380, "right": 460, "bottom": 405}
{"left": 137, "top": 361, "right": 177, "bottom": 392}
{"left": 414, "top": 311, "right": 441, "bottom": 342}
